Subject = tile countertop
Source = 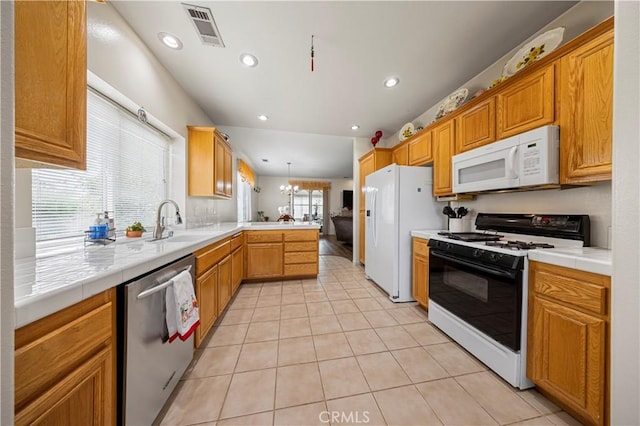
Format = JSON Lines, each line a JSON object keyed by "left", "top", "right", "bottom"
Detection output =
{"left": 410, "top": 229, "right": 612, "bottom": 277}
{"left": 527, "top": 247, "right": 612, "bottom": 277}
{"left": 14, "top": 221, "right": 320, "bottom": 328}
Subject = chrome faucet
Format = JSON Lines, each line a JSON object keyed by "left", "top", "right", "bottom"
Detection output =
{"left": 153, "top": 199, "right": 183, "bottom": 240}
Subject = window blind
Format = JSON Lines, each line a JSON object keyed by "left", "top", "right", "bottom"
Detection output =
{"left": 32, "top": 90, "right": 170, "bottom": 242}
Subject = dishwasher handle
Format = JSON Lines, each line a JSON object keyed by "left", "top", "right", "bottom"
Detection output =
{"left": 136, "top": 265, "right": 192, "bottom": 300}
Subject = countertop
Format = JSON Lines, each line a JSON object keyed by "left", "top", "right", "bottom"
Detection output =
{"left": 410, "top": 229, "right": 612, "bottom": 276}
{"left": 14, "top": 221, "right": 320, "bottom": 328}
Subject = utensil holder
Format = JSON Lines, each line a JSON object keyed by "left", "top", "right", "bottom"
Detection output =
{"left": 449, "top": 218, "right": 470, "bottom": 233}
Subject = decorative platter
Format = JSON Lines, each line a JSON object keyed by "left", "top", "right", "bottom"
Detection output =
{"left": 399, "top": 122, "right": 415, "bottom": 141}
{"left": 503, "top": 27, "right": 565, "bottom": 77}
{"left": 435, "top": 88, "right": 468, "bottom": 120}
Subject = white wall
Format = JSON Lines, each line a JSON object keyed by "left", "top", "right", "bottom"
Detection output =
{"left": 611, "top": 0, "right": 640, "bottom": 423}
{"left": 0, "top": 2, "right": 14, "bottom": 423}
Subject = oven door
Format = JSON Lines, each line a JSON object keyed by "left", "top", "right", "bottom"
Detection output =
{"left": 428, "top": 249, "right": 522, "bottom": 351}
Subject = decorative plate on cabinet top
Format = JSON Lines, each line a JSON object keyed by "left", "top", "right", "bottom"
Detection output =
{"left": 502, "top": 27, "right": 565, "bottom": 77}
{"left": 399, "top": 122, "right": 415, "bottom": 141}
{"left": 435, "top": 88, "right": 468, "bottom": 120}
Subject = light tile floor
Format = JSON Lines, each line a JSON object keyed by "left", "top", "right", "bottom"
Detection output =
{"left": 156, "top": 256, "right": 582, "bottom": 426}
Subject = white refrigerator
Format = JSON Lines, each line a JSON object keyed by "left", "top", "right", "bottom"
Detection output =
{"left": 365, "top": 164, "right": 444, "bottom": 302}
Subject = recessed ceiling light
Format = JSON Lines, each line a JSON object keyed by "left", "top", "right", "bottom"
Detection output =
{"left": 158, "top": 32, "right": 183, "bottom": 50}
{"left": 240, "top": 53, "right": 259, "bottom": 67}
{"left": 258, "top": 115, "right": 268, "bottom": 121}
{"left": 384, "top": 76, "right": 400, "bottom": 88}
{"left": 351, "top": 125, "right": 360, "bottom": 130}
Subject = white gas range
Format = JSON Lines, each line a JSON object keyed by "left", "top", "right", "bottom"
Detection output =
{"left": 426, "top": 213, "right": 590, "bottom": 389}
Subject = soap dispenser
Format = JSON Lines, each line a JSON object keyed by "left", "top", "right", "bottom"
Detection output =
{"left": 104, "top": 211, "right": 115, "bottom": 239}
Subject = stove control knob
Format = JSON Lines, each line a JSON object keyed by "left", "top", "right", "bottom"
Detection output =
{"left": 489, "top": 253, "right": 504, "bottom": 262}
{"left": 472, "top": 249, "right": 484, "bottom": 257}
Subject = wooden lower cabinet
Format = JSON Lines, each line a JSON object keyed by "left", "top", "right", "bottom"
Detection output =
{"left": 284, "top": 230, "right": 319, "bottom": 277}
{"left": 14, "top": 290, "right": 115, "bottom": 425}
{"left": 195, "top": 264, "right": 218, "bottom": 348}
{"left": 217, "top": 255, "right": 232, "bottom": 314}
{"left": 527, "top": 261, "right": 610, "bottom": 425}
{"left": 231, "top": 245, "right": 244, "bottom": 294}
{"left": 245, "top": 242, "right": 284, "bottom": 278}
{"left": 412, "top": 237, "right": 429, "bottom": 308}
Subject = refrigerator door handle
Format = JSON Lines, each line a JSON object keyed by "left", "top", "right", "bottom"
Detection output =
{"left": 371, "top": 190, "right": 377, "bottom": 247}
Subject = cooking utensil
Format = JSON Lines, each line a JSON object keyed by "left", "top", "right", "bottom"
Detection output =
{"left": 442, "top": 206, "right": 457, "bottom": 218}
{"left": 456, "top": 207, "right": 469, "bottom": 218}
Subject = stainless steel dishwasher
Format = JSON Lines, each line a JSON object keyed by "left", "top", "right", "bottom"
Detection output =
{"left": 118, "top": 254, "right": 196, "bottom": 426}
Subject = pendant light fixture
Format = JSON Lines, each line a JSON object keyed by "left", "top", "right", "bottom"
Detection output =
{"left": 280, "top": 162, "right": 299, "bottom": 218}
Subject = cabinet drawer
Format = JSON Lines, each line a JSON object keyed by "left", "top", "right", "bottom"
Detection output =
{"left": 230, "top": 233, "right": 243, "bottom": 251}
{"left": 285, "top": 251, "right": 318, "bottom": 264}
{"left": 284, "top": 263, "right": 318, "bottom": 276}
{"left": 530, "top": 261, "right": 610, "bottom": 316}
{"left": 283, "top": 230, "right": 318, "bottom": 242}
{"left": 285, "top": 241, "right": 318, "bottom": 252}
{"left": 15, "top": 294, "right": 113, "bottom": 410}
{"left": 246, "top": 231, "right": 283, "bottom": 243}
{"left": 195, "top": 239, "right": 230, "bottom": 276}
{"left": 413, "top": 238, "right": 429, "bottom": 257}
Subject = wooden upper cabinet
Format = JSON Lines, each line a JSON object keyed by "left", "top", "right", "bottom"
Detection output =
{"left": 455, "top": 97, "right": 496, "bottom": 153}
{"left": 497, "top": 64, "right": 555, "bottom": 139}
{"left": 15, "top": 0, "right": 87, "bottom": 169}
{"left": 215, "top": 135, "right": 233, "bottom": 197}
{"left": 408, "top": 131, "right": 433, "bottom": 166}
{"left": 188, "top": 126, "right": 233, "bottom": 199}
{"left": 432, "top": 119, "right": 455, "bottom": 196}
{"left": 559, "top": 29, "right": 613, "bottom": 184}
{"left": 358, "top": 148, "right": 392, "bottom": 210}
{"left": 393, "top": 142, "right": 409, "bottom": 165}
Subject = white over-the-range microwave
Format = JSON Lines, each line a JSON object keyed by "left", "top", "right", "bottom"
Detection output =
{"left": 452, "top": 125, "right": 559, "bottom": 194}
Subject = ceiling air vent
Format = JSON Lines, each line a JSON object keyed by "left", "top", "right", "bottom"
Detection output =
{"left": 182, "top": 3, "right": 225, "bottom": 47}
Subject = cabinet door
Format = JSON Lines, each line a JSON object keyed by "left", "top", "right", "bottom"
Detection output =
{"left": 188, "top": 127, "right": 215, "bottom": 196}
{"left": 393, "top": 143, "right": 409, "bottom": 165}
{"left": 214, "top": 137, "right": 231, "bottom": 198}
{"left": 245, "top": 243, "right": 284, "bottom": 278}
{"left": 559, "top": 30, "right": 613, "bottom": 184}
{"left": 408, "top": 131, "right": 433, "bottom": 165}
{"left": 224, "top": 145, "right": 233, "bottom": 197}
{"left": 497, "top": 64, "right": 555, "bottom": 139}
{"left": 455, "top": 97, "right": 496, "bottom": 153}
{"left": 528, "top": 295, "right": 606, "bottom": 425}
{"left": 231, "top": 246, "right": 244, "bottom": 294}
{"left": 218, "top": 255, "right": 232, "bottom": 313}
{"left": 16, "top": 347, "right": 113, "bottom": 426}
{"left": 195, "top": 265, "right": 218, "bottom": 348}
{"left": 412, "top": 238, "right": 429, "bottom": 308}
{"left": 15, "top": 0, "right": 86, "bottom": 169}
{"left": 432, "top": 120, "right": 455, "bottom": 196}
{"left": 358, "top": 154, "right": 374, "bottom": 210}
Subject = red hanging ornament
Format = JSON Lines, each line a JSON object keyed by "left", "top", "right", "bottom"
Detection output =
{"left": 375, "top": 130, "right": 383, "bottom": 139}
{"left": 371, "top": 137, "right": 378, "bottom": 147}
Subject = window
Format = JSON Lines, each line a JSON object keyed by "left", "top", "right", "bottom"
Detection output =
{"left": 293, "top": 190, "right": 323, "bottom": 221}
{"left": 32, "top": 89, "right": 171, "bottom": 243}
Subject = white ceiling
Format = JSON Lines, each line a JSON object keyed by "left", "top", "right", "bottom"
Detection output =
{"left": 110, "top": 1, "right": 577, "bottom": 178}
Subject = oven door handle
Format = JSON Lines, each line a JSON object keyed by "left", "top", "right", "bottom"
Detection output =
{"left": 430, "top": 250, "right": 518, "bottom": 280}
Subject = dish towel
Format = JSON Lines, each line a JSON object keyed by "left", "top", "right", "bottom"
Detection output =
{"left": 165, "top": 270, "right": 200, "bottom": 343}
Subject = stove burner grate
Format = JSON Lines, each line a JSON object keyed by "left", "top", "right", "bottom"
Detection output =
{"left": 485, "top": 240, "right": 555, "bottom": 250}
